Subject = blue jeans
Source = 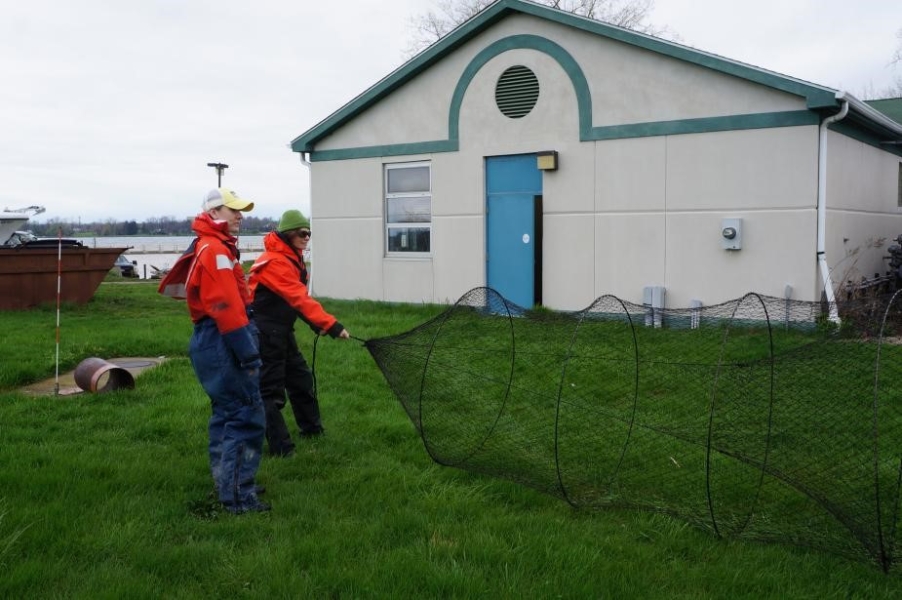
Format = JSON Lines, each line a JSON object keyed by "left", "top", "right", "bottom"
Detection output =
{"left": 189, "top": 318, "right": 265, "bottom": 508}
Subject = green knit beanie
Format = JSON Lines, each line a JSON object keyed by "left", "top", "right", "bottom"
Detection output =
{"left": 278, "top": 209, "right": 310, "bottom": 232}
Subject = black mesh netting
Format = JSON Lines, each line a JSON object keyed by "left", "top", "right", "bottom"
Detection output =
{"left": 364, "top": 287, "right": 902, "bottom": 572}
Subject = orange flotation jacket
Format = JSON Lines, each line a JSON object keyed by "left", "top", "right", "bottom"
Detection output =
{"left": 248, "top": 231, "right": 344, "bottom": 337}
{"left": 159, "top": 213, "right": 259, "bottom": 366}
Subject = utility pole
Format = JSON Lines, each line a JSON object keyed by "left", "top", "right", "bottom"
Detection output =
{"left": 206, "top": 162, "right": 229, "bottom": 187}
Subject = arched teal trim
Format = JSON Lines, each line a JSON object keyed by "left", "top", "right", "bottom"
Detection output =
{"left": 306, "top": 34, "right": 827, "bottom": 162}
{"left": 447, "top": 34, "right": 591, "bottom": 143}
{"left": 305, "top": 32, "right": 871, "bottom": 162}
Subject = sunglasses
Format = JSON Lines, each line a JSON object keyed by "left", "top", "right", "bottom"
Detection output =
{"left": 297, "top": 229, "right": 312, "bottom": 239}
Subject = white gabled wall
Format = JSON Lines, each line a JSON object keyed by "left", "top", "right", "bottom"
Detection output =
{"left": 660, "top": 126, "right": 820, "bottom": 306}
{"left": 308, "top": 159, "right": 383, "bottom": 300}
{"left": 824, "top": 131, "right": 902, "bottom": 290}
{"left": 304, "top": 13, "right": 901, "bottom": 309}
{"left": 431, "top": 150, "right": 486, "bottom": 304}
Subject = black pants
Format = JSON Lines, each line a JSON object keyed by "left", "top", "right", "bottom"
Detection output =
{"left": 257, "top": 323, "right": 322, "bottom": 456}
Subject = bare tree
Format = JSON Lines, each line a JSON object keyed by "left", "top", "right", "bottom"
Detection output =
{"left": 869, "top": 27, "right": 902, "bottom": 99}
{"left": 893, "top": 27, "right": 902, "bottom": 67}
{"left": 406, "top": 0, "right": 671, "bottom": 56}
{"left": 889, "top": 28, "right": 902, "bottom": 98}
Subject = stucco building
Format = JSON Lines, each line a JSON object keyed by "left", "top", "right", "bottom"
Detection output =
{"left": 291, "top": 0, "right": 902, "bottom": 311}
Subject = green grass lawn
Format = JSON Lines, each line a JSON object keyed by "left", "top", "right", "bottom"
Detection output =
{"left": 1, "top": 282, "right": 902, "bottom": 597}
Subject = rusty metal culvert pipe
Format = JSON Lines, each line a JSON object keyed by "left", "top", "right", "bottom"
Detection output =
{"left": 74, "top": 357, "right": 135, "bottom": 393}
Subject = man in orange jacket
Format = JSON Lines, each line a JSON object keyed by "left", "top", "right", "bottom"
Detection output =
{"left": 164, "top": 188, "right": 269, "bottom": 513}
{"left": 249, "top": 209, "right": 350, "bottom": 457}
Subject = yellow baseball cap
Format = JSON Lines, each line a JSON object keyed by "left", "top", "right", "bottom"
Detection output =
{"left": 202, "top": 188, "right": 254, "bottom": 212}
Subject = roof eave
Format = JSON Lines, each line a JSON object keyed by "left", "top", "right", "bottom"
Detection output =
{"left": 290, "top": 0, "right": 892, "bottom": 153}
{"left": 837, "top": 91, "right": 902, "bottom": 141}
{"left": 290, "top": 0, "right": 517, "bottom": 153}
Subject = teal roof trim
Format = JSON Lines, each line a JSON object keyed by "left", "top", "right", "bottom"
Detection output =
{"left": 309, "top": 140, "right": 458, "bottom": 163}
{"left": 589, "top": 110, "right": 820, "bottom": 140}
{"left": 830, "top": 121, "right": 902, "bottom": 159}
{"left": 291, "top": 0, "right": 845, "bottom": 156}
{"left": 306, "top": 34, "right": 821, "bottom": 161}
{"left": 506, "top": 0, "right": 838, "bottom": 110}
{"left": 290, "top": 0, "right": 517, "bottom": 153}
{"left": 309, "top": 110, "right": 821, "bottom": 162}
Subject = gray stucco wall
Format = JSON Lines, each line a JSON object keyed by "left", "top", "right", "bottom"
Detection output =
{"left": 304, "top": 14, "right": 902, "bottom": 309}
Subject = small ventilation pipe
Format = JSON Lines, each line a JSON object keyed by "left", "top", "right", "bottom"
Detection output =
{"left": 296, "top": 150, "right": 315, "bottom": 294}
{"left": 817, "top": 97, "right": 849, "bottom": 325}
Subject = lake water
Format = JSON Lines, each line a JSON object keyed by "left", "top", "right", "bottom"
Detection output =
{"left": 85, "top": 235, "right": 271, "bottom": 280}
{"left": 83, "top": 235, "right": 265, "bottom": 253}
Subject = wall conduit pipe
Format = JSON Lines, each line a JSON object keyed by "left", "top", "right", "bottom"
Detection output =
{"left": 817, "top": 97, "right": 849, "bottom": 325}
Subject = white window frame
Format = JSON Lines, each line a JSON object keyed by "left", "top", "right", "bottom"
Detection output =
{"left": 384, "top": 161, "right": 432, "bottom": 256}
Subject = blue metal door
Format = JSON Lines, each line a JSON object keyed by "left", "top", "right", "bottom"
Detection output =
{"left": 486, "top": 155, "right": 542, "bottom": 308}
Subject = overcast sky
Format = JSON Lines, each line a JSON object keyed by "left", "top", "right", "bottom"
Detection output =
{"left": 3, "top": 0, "right": 899, "bottom": 226}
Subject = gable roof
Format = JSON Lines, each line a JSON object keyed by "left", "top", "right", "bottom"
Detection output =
{"left": 291, "top": 0, "right": 902, "bottom": 154}
{"left": 867, "top": 98, "right": 902, "bottom": 125}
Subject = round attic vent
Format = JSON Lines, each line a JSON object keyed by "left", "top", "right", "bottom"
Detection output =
{"left": 495, "top": 65, "right": 539, "bottom": 118}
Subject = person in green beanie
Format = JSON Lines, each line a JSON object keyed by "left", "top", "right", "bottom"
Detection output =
{"left": 248, "top": 209, "right": 351, "bottom": 457}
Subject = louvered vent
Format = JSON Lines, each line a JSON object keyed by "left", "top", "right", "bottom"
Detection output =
{"left": 495, "top": 65, "right": 539, "bottom": 119}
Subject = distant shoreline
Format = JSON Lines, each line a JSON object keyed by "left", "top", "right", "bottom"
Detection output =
{"left": 81, "top": 235, "right": 267, "bottom": 254}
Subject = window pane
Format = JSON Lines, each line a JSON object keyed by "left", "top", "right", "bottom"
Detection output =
{"left": 387, "top": 227, "right": 430, "bottom": 252}
{"left": 387, "top": 196, "right": 430, "bottom": 223}
{"left": 387, "top": 166, "right": 430, "bottom": 193}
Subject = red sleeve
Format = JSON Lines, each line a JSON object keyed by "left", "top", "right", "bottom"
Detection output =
{"left": 187, "top": 242, "right": 250, "bottom": 334}
{"left": 253, "top": 255, "right": 337, "bottom": 332}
